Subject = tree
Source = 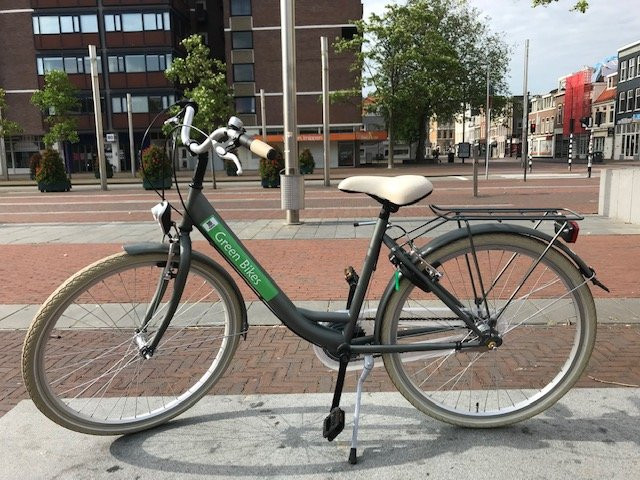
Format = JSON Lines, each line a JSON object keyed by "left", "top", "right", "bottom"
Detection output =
{"left": 532, "top": 0, "right": 589, "bottom": 12}
{"left": 335, "top": 0, "right": 510, "bottom": 165}
{"left": 165, "top": 34, "right": 233, "bottom": 137}
{"left": 30, "top": 70, "right": 80, "bottom": 149}
{"left": 0, "top": 88, "right": 23, "bottom": 180}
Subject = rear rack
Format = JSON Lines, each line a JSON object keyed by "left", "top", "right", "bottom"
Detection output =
{"left": 429, "top": 205, "right": 584, "bottom": 222}
{"left": 387, "top": 205, "right": 584, "bottom": 247}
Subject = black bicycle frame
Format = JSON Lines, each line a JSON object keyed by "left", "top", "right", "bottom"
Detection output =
{"left": 148, "top": 156, "right": 486, "bottom": 357}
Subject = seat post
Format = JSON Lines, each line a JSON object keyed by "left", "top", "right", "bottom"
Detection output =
{"left": 344, "top": 204, "right": 393, "bottom": 339}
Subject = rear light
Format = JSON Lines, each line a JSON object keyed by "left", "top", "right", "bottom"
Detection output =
{"left": 554, "top": 220, "right": 579, "bottom": 243}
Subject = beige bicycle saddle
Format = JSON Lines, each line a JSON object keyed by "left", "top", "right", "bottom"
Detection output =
{"left": 338, "top": 175, "right": 433, "bottom": 206}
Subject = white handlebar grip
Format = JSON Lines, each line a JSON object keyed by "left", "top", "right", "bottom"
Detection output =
{"left": 181, "top": 105, "right": 195, "bottom": 146}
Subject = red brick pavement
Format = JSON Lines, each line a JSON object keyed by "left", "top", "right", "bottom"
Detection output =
{"left": 2, "top": 235, "right": 639, "bottom": 305}
{"left": 3, "top": 324, "right": 640, "bottom": 418}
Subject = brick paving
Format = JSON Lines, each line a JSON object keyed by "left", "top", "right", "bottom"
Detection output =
{"left": 2, "top": 165, "right": 640, "bottom": 421}
{"left": 1, "top": 235, "right": 639, "bottom": 305}
{"left": 4, "top": 324, "right": 640, "bottom": 418}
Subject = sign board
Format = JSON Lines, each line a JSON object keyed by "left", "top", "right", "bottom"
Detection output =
{"left": 106, "top": 133, "right": 116, "bottom": 142}
{"left": 457, "top": 142, "right": 471, "bottom": 159}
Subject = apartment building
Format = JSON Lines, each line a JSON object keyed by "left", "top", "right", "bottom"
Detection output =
{"left": 1, "top": 0, "right": 191, "bottom": 175}
{"left": 222, "top": 0, "right": 362, "bottom": 169}
{"left": 615, "top": 40, "right": 640, "bottom": 160}
{"left": 528, "top": 92, "right": 556, "bottom": 158}
{"left": 591, "top": 72, "right": 617, "bottom": 160}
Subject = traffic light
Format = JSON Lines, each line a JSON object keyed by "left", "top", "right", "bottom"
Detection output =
{"left": 530, "top": 123, "right": 536, "bottom": 134}
{"left": 580, "top": 116, "right": 592, "bottom": 128}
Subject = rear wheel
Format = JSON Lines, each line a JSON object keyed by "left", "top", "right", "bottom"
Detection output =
{"left": 381, "top": 233, "right": 596, "bottom": 427}
{"left": 22, "top": 252, "right": 243, "bottom": 435}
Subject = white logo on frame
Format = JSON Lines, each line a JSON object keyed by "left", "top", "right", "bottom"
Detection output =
{"left": 202, "top": 216, "right": 219, "bottom": 232}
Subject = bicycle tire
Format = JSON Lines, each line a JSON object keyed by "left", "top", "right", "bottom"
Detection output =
{"left": 22, "top": 251, "right": 243, "bottom": 435}
{"left": 381, "top": 233, "right": 596, "bottom": 428}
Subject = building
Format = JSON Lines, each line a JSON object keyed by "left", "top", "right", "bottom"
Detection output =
{"left": 529, "top": 92, "right": 556, "bottom": 158}
{"left": 562, "top": 67, "right": 594, "bottom": 162}
{"left": 0, "top": 0, "right": 362, "bottom": 176}
{"left": 0, "top": 0, "right": 191, "bottom": 175}
{"left": 614, "top": 40, "right": 640, "bottom": 160}
{"left": 591, "top": 72, "right": 617, "bottom": 160}
{"left": 221, "top": 0, "right": 363, "bottom": 170}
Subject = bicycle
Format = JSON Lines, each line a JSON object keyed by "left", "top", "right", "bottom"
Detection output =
{"left": 22, "top": 100, "right": 608, "bottom": 464}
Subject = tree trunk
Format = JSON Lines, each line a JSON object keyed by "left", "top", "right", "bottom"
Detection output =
{"left": 416, "top": 112, "right": 428, "bottom": 163}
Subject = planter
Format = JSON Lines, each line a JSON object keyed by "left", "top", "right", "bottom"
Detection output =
{"left": 260, "top": 177, "right": 280, "bottom": 188}
{"left": 38, "top": 179, "right": 71, "bottom": 192}
{"left": 300, "top": 165, "right": 314, "bottom": 174}
{"left": 143, "top": 177, "right": 172, "bottom": 190}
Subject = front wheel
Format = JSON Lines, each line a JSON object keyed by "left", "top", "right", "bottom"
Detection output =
{"left": 22, "top": 252, "right": 244, "bottom": 435}
{"left": 381, "top": 233, "right": 596, "bottom": 428}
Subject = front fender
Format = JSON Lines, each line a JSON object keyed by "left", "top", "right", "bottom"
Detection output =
{"left": 373, "top": 223, "right": 598, "bottom": 342}
{"left": 123, "top": 242, "right": 249, "bottom": 336}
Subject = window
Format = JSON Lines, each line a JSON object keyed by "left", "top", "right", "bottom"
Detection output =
{"left": 122, "top": 13, "right": 143, "bottom": 31}
{"left": 232, "top": 31, "right": 253, "bottom": 49}
{"left": 59, "top": 16, "right": 74, "bottom": 33}
{"left": 231, "top": 0, "right": 251, "bottom": 16}
{"left": 621, "top": 60, "right": 627, "bottom": 82}
{"left": 125, "top": 55, "right": 145, "bottom": 72}
{"left": 79, "top": 15, "right": 98, "bottom": 33}
{"left": 108, "top": 54, "right": 172, "bottom": 72}
{"left": 37, "top": 55, "right": 101, "bottom": 75}
{"left": 627, "top": 89, "right": 634, "bottom": 112}
{"left": 235, "top": 96, "right": 255, "bottom": 113}
{"left": 38, "top": 16, "right": 60, "bottom": 34}
{"left": 620, "top": 92, "right": 626, "bottom": 112}
{"left": 105, "top": 12, "right": 169, "bottom": 32}
{"left": 143, "top": 13, "right": 157, "bottom": 30}
{"left": 630, "top": 58, "right": 636, "bottom": 78}
{"left": 636, "top": 88, "right": 640, "bottom": 110}
{"left": 233, "top": 63, "right": 254, "bottom": 82}
{"left": 112, "top": 94, "right": 175, "bottom": 113}
{"left": 609, "top": 107, "right": 614, "bottom": 123}
{"left": 33, "top": 15, "right": 98, "bottom": 34}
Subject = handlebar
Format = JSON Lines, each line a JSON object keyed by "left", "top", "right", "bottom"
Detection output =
{"left": 178, "top": 103, "right": 276, "bottom": 175}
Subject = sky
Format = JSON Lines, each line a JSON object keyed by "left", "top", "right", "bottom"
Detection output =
{"left": 362, "top": 0, "right": 639, "bottom": 95}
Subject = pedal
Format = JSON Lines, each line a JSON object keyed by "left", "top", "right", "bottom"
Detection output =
{"left": 323, "top": 407, "right": 345, "bottom": 441}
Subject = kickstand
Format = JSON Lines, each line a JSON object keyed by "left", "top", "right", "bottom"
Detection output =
{"left": 349, "top": 354, "right": 374, "bottom": 464}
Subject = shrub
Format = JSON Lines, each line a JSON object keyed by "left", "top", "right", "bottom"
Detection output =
{"left": 299, "top": 148, "right": 315, "bottom": 173}
{"left": 29, "top": 152, "right": 42, "bottom": 180}
{"left": 35, "top": 149, "right": 67, "bottom": 184}
{"left": 258, "top": 144, "right": 284, "bottom": 182}
{"left": 140, "top": 145, "right": 171, "bottom": 181}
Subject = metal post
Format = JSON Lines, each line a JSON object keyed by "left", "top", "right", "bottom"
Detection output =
{"left": 89, "top": 45, "right": 107, "bottom": 191}
{"left": 0, "top": 105, "right": 8, "bottom": 181}
{"left": 587, "top": 124, "right": 593, "bottom": 178}
{"left": 522, "top": 39, "right": 529, "bottom": 182}
{"left": 568, "top": 133, "right": 573, "bottom": 171}
{"left": 485, "top": 65, "right": 490, "bottom": 180}
{"left": 281, "top": 0, "right": 300, "bottom": 224}
{"left": 127, "top": 93, "right": 135, "bottom": 177}
{"left": 321, "top": 36, "right": 331, "bottom": 187}
{"left": 260, "top": 88, "right": 267, "bottom": 141}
